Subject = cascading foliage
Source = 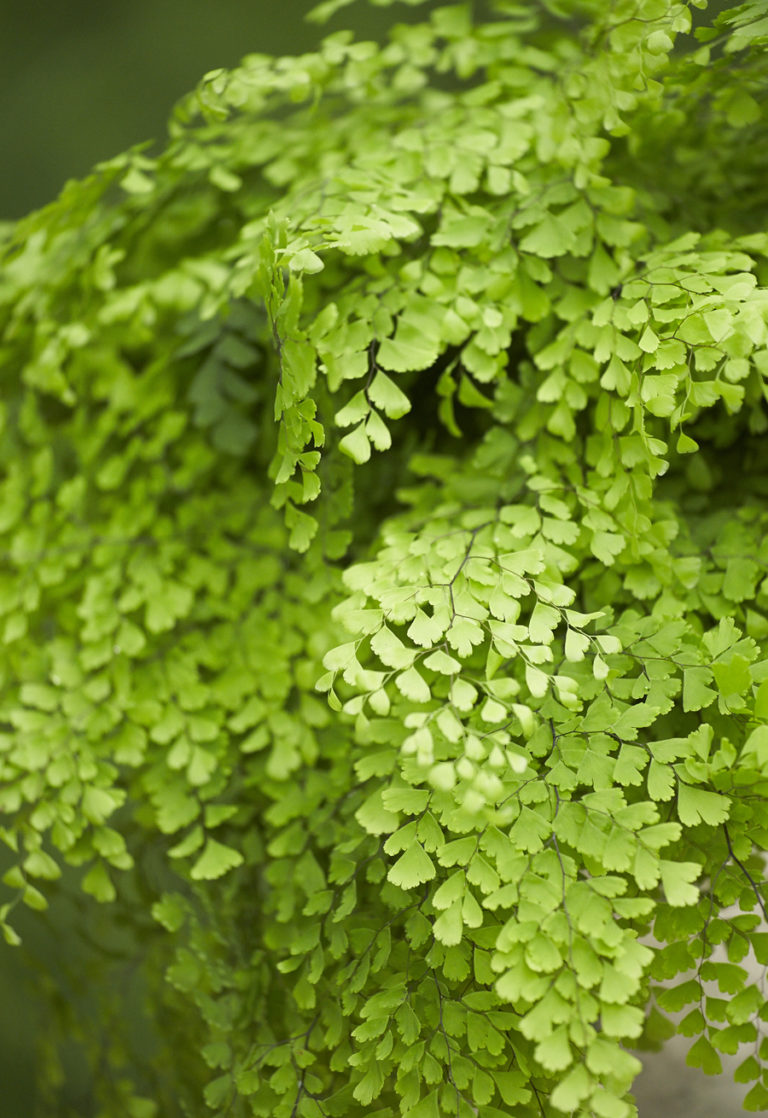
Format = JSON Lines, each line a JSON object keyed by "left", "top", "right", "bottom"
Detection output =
{"left": 3, "top": 0, "right": 768, "bottom": 1114}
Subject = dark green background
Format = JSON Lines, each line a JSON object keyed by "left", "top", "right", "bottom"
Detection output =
{"left": 0, "top": 0, "right": 399, "bottom": 220}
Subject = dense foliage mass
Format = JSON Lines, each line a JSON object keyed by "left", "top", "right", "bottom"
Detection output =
{"left": 3, "top": 0, "right": 768, "bottom": 1114}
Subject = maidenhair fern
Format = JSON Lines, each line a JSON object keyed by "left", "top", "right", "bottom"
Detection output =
{"left": 3, "top": 0, "right": 768, "bottom": 1114}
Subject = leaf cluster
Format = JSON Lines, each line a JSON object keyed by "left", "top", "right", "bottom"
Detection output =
{"left": 3, "top": 1, "right": 768, "bottom": 1116}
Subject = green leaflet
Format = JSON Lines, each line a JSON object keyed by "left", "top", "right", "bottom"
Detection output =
{"left": 190, "top": 838, "right": 245, "bottom": 881}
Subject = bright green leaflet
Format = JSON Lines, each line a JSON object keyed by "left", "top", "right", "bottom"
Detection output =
{"left": 3, "top": 1, "right": 768, "bottom": 1115}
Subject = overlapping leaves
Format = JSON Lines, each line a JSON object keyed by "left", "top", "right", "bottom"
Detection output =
{"left": 3, "top": 1, "right": 768, "bottom": 1116}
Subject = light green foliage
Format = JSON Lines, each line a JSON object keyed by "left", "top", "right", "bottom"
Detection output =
{"left": 2, "top": 0, "right": 768, "bottom": 1115}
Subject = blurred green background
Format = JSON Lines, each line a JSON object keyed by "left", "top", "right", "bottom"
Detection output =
{"left": 0, "top": 1, "right": 734, "bottom": 222}
{"left": 0, "top": 6, "right": 397, "bottom": 1112}
{"left": 0, "top": 0, "right": 399, "bottom": 220}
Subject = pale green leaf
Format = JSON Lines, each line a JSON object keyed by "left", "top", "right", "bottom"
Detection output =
{"left": 388, "top": 843, "right": 436, "bottom": 888}
{"left": 190, "top": 839, "right": 244, "bottom": 881}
